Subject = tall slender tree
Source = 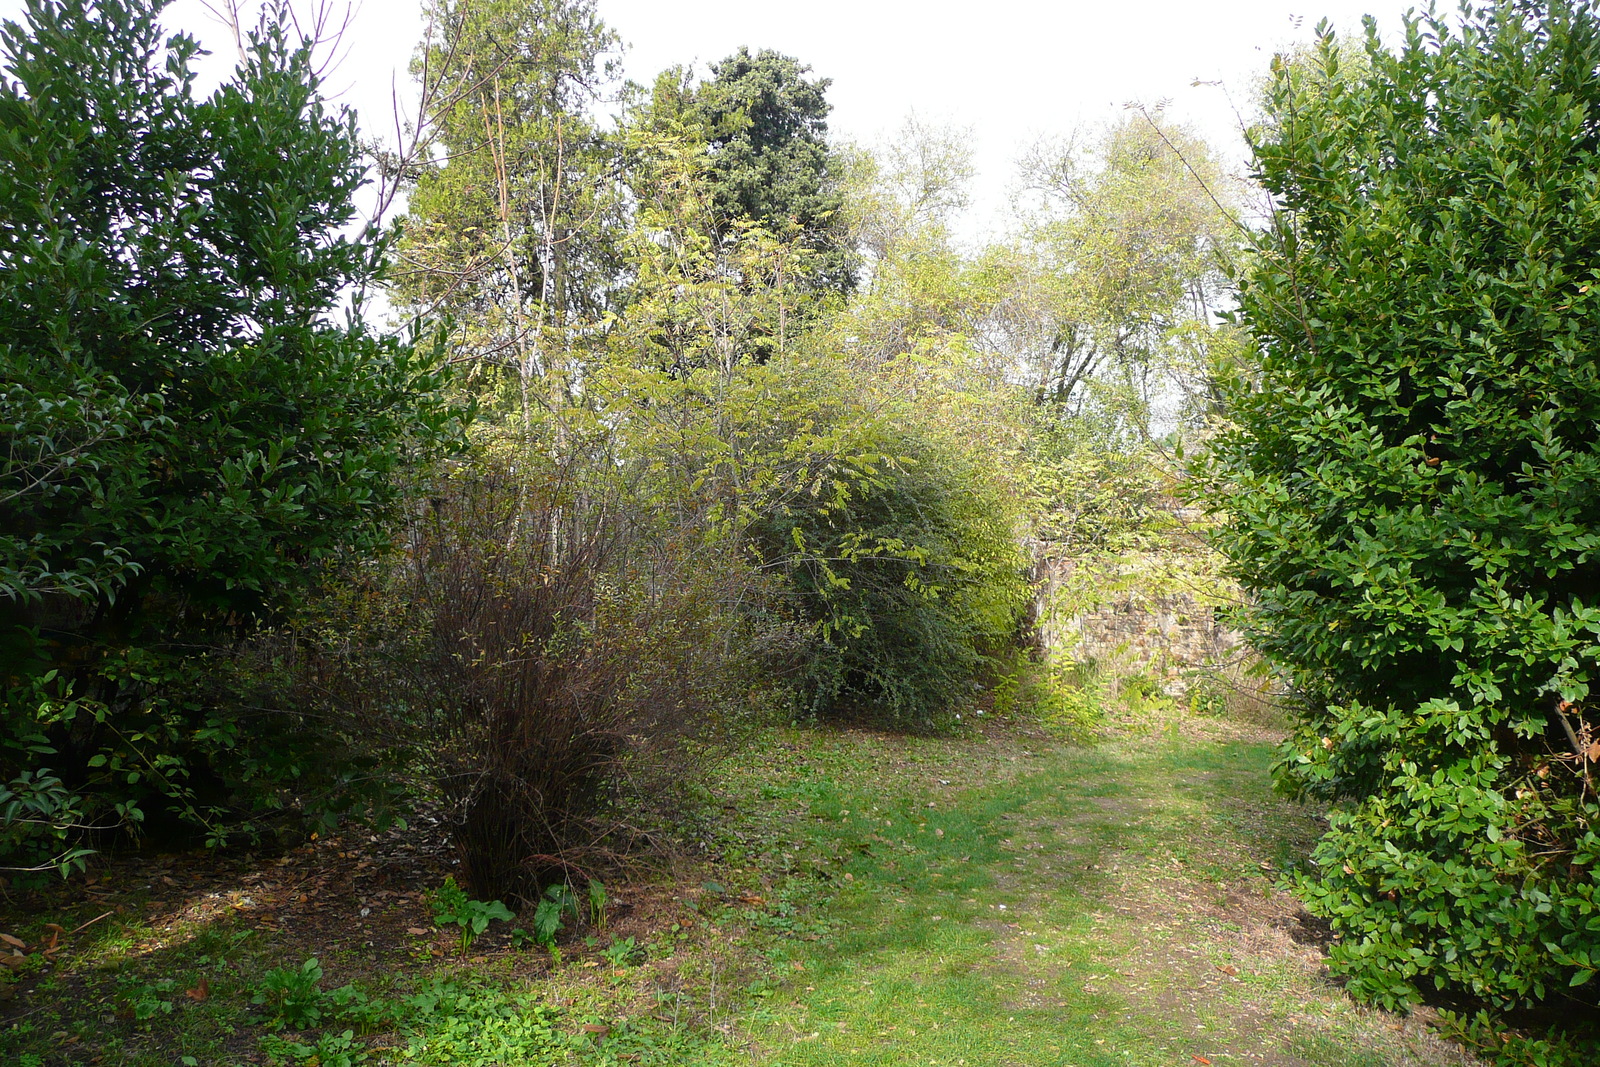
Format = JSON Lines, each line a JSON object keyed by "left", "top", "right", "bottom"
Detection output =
{"left": 394, "top": 0, "right": 625, "bottom": 428}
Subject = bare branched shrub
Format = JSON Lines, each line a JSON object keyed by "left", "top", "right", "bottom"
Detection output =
{"left": 288, "top": 449, "right": 790, "bottom": 903}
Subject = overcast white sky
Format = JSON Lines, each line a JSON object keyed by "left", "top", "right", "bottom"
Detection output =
{"left": 1, "top": 0, "right": 1408, "bottom": 233}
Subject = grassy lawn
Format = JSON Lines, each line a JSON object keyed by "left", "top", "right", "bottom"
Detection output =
{"left": 0, "top": 706, "right": 1478, "bottom": 1066}
{"left": 713, "top": 714, "right": 1473, "bottom": 1067}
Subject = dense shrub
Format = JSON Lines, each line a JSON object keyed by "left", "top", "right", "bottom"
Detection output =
{"left": 1211, "top": 0, "right": 1600, "bottom": 1030}
{"left": 0, "top": 0, "right": 463, "bottom": 871}
{"left": 588, "top": 350, "right": 1031, "bottom": 732}
{"left": 763, "top": 435, "right": 1028, "bottom": 727}
{"left": 740, "top": 365, "right": 1030, "bottom": 730}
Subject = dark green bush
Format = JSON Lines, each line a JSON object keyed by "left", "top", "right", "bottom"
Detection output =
{"left": 0, "top": 0, "right": 464, "bottom": 870}
{"left": 1211, "top": 0, "right": 1600, "bottom": 1039}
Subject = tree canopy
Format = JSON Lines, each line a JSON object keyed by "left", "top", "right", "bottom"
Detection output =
{"left": 394, "top": 0, "right": 625, "bottom": 417}
{"left": 692, "top": 47, "right": 855, "bottom": 301}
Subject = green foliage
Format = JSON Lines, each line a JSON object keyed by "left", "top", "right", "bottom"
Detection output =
{"left": 0, "top": 0, "right": 465, "bottom": 864}
{"left": 600, "top": 935, "right": 639, "bottom": 967}
{"left": 251, "top": 958, "right": 328, "bottom": 1030}
{"left": 744, "top": 369, "right": 1031, "bottom": 729}
{"left": 1212, "top": 0, "right": 1600, "bottom": 1034}
{"left": 595, "top": 301, "right": 1030, "bottom": 732}
{"left": 1438, "top": 1009, "right": 1600, "bottom": 1067}
{"left": 397, "top": 0, "right": 624, "bottom": 404}
{"left": 1, "top": 0, "right": 459, "bottom": 612}
{"left": 612, "top": 114, "right": 829, "bottom": 373}
{"left": 427, "top": 875, "right": 515, "bottom": 956}
{"left": 1009, "top": 116, "right": 1240, "bottom": 422}
{"left": 988, "top": 651, "right": 1102, "bottom": 740}
{"left": 260, "top": 1028, "right": 365, "bottom": 1067}
{"left": 396, "top": 980, "right": 569, "bottom": 1066}
{"left": 115, "top": 975, "right": 177, "bottom": 1023}
{"left": 532, "top": 882, "right": 580, "bottom": 949}
{"left": 0, "top": 750, "right": 96, "bottom": 877}
{"left": 388, "top": 7, "right": 1031, "bottom": 749}
{"left": 691, "top": 47, "right": 855, "bottom": 300}
{"left": 1027, "top": 410, "right": 1177, "bottom": 557}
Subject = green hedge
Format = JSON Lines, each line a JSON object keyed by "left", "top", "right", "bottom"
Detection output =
{"left": 1211, "top": 0, "right": 1600, "bottom": 1029}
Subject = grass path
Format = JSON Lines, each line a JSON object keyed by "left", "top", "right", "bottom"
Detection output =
{"left": 1, "top": 710, "right": 1485, "bottom": 1066}
{"left": 709, "top": 716, "right": 1478, "bottom": 1067}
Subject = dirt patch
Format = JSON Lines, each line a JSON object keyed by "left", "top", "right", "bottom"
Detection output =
{"left": 0, "top": 813, "right": 714, "bottom": 1060}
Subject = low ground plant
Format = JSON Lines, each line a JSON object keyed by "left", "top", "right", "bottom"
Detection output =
{"left": 989, "top": 651, "right": 1104, "bottom": 739}
{"left": 532, "top": 883, "right": 581, "bottom": 950}
{"left": 251, "top": 958, "right": 329, "bottom": 1030}
{"left": 426, "top": 877, "right": 514, "bottom": 957}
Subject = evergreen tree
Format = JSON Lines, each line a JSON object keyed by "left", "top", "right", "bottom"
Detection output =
{"left": 0, "top": 0, "right": 463, "bottom": 867}
{"left": 693, "top": 47, "right": 855, "bottom": 302}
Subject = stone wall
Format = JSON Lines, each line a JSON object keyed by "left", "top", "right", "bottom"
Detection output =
{"left": 1032, "top": 549, "right": 1244, "bottom": 689}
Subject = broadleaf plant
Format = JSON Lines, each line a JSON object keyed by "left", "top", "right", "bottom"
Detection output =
{"left": 1210, "top": 0, "right": 1600, "bottom": 1042}
{"left": 427, "top": 875, "right": 514, "bottom": 956}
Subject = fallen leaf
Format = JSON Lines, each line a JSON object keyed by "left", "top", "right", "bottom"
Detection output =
{"left": 0, "top": 933, "right": 24, "bottom": 950}
{"left": 1193, "top": 1057, "right": 1212, "bottom": 1066}
{"left": 407, "top": 927, "right": 429, "bottom": 936}
{"left": 1216, "top": 965, "right": 1238, "bottom": 976}
{"left": 186, "top": 978, "right": 210, "bottom": 1001}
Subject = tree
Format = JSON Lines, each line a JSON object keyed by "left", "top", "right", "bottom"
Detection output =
{"left": 1009, "top": 117, "right": 1237, "bottom": 425}
{"left": 393, "top": 0, "right": 624, "bottom": 428}
{"left": 829, "top": 117, "right": 992, "bottom": 365}
{"left": 614, "top": 95, "right": 819, "bottom": 376}
{"left": 1212, "top": 0, "right": 1600, "bottom": 1026}
{"left": 691, "top": 47, "right": 855, "bottom": 303}
{"left": 842, "top": 114, "right": 976, "bottom": 268}
{"left": 0, "top": 0, "right": 463, "bottom": 868}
